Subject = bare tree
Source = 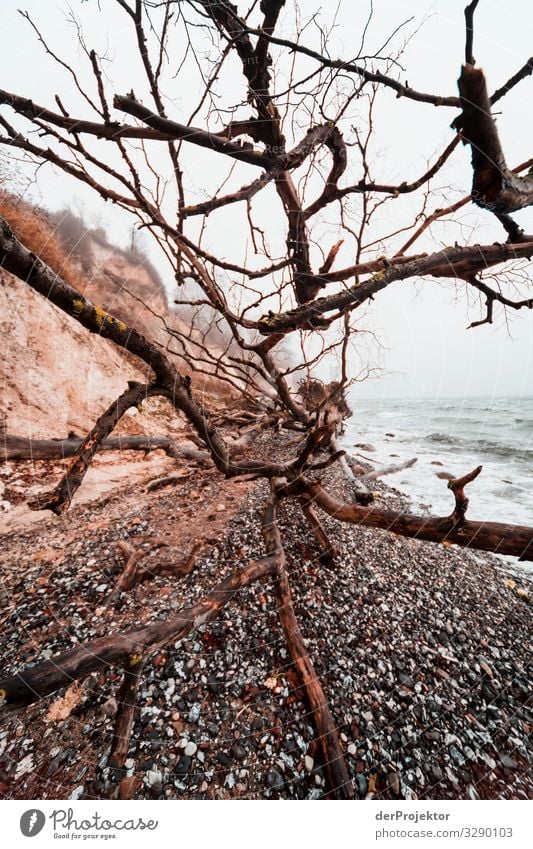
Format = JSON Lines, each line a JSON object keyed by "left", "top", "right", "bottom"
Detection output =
{"left": 0, "top": 1, "right": 532, "bottom": 798}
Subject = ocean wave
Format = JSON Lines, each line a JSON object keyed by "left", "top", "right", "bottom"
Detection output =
{"left": 424, "top": 432, "right": 533, "bottom": 462}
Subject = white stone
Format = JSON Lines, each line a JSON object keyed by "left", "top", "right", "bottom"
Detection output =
{"left": 146, "top": 769, "right": 162, "bottom": 787}
{"left": 69, "top": 786, "right": 84, "bottom": 800}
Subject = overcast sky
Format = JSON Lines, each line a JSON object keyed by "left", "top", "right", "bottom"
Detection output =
{"left": 1, "top": 0, "right": 532, "bottom": 401}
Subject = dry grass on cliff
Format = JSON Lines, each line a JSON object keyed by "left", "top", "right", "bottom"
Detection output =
{"left": 0, "top": 192, "right": 83, "bottom": 289}
{"left": 0, "top": 192, "right": 243, "bottom": 407}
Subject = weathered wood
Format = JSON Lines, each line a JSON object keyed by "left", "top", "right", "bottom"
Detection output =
{"left": 300, "top": 500, "right": 337, "bottom": 565}
{"left": 109, "top": 658, "right": 146, "bottom": 768}
{"left": 108, "top": 542, "right": 142, "bottom": 604}
{"left": 4, "top": 432, "right": 186, "bottom": 461}
{"left": 262, "top": 496, "right": 352, "bottom": 799}
{"left": 333, "top": 440, "right": 374, "bottom": 505}
{"left": 146, "top": 471, "right": 193, "bottom": 491}
{"left": 285, "top": 476, "right": 533, "bottom": 561}
{"left": 363, "top": 456, "right": 418, "bottom": 481}
{"left": 0, "top": 557, "right": 275, "bottom": 712}
{"left": 458, "top": 64, "right": 533, "bottom": 213}
{"left": 27, "top": 382, "right": 160, "bottom": 515}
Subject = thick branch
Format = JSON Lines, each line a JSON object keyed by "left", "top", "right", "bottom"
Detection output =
{"left": 28, "top": 382, "right": 158, "bottom": 515}
{"left": 0, "top": 557, "right": 275, "bottom": 711}
{"left": 257, "top": 241, "right": 533, "bottom": 334}
{"left": 464, "top": 1, "right": 480, "bottom": 66}
{"left": 109, "top": 658, "right": 146, "bottom": 768}
{"left": 283, "top": 477, "right": 533, "bottom": 561}
{"left": 3, "top": 433, "right": 189, "bottom": 462}
{"left": 113, "top": 94, "right": 277, "bottom": 168}
{"left": 458, "top": 64, "right": 533, "bottom": 213}
{"left": 262, "top": 496, "right": 352, "bottom": 798}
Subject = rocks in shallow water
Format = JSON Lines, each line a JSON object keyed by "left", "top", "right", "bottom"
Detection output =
{"left": 183, "top": 741, "right": 197, "bottom": 757}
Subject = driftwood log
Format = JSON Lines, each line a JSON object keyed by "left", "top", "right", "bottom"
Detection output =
{"left": 282, "top": 472, "right": 533, "bottom": 561}
{"left": 363, "top": 456, "right": 418, "bottom": 481}
{"left": 0, "top": 557, "right": 276, "bottom": 711}
{"left": 3, "top": 432, "right": 205, "bottom": 462}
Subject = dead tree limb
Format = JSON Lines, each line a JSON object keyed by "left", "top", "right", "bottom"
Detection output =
{"left": 262, "top": 494, "right": 352, "bottom": 799}
{"left": 27, "top": 382, "right": 158, "bottom": 515}
{"left": 0, "top": 556, "right": 275, "bottom": 712}
{"left": 464, "top": 0, "right": 480, "bottom": 66}
{"left": 300, "top": 500, "right": 338, "bottom": 565}
{"left": 283, "top": 473, "right": 533, "bottom": 561}
{"left": 108, "top": 542, "right": 142, "bottom": 605}
{"left": 0, "top": 215, "right": 232, "bottom": 473}
{"left": 109, "top": 657, "right": 146, "bottom": 768}
{"left": 257, "top": 240, "right": 533, "bottom": 334}
{"left": 333, "top": 441, "right": 374, "bottom": 505}
{"left": 448, "top": 464, "right": 482, "bottom": 524}
{"left": 363, "top": 457, "right": 418, "bottom": 481}
{"left": 146, "top": 471, "right": 193, "bottom": 492}
{"left": 3, "top": 433, "right": 191, "bottom": 462}
{"left": 458, "top": 64, "right": 533, "bottom": 213}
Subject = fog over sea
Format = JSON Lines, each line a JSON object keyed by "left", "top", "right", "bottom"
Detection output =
{"left": 342, "top": 396, "right": 533, "bottom": 539}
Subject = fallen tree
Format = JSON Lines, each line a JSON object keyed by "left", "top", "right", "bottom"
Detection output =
{"left": 3, "top": 432, "right": 202, "bottom": 462}
{"left": 1, "top": 1, "right": 533, "bottom": 800}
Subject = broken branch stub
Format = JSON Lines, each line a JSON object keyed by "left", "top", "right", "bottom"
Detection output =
{"left": 447, "top": 464, "right": 482, "bottom": 524}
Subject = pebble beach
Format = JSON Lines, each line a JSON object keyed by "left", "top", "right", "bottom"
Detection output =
{"left": 0, "top": 445, "right": 531, "bottom": 800}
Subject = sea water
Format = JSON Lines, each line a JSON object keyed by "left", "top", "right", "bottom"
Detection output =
{"left": 342, "top": 396, "right": 533, "bottom": 530}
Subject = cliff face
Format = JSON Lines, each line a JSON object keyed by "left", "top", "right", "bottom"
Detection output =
{"left": 0, "top": 268, "right": 150, "bottom": 438}
{"left": 0, "top": 198, "right": 179, "bottom": 438}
